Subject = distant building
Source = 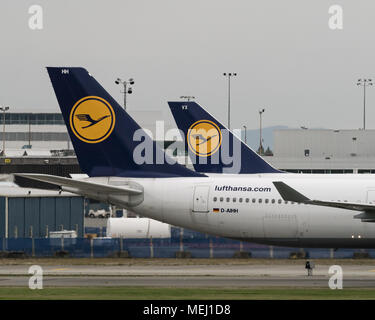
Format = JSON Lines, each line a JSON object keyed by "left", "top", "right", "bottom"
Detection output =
{"left": 0, "top": 113, "right": 69, "bottom": 151}
{"left": 265, "top": 129, "right": 375, "bottom": 173}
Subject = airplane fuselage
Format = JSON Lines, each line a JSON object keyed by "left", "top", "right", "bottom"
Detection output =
{"left": 87, "top": 173, "right": 375, "bottom": 248}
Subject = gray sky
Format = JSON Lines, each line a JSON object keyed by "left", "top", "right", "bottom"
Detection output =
{"left": 1, "top": 0, "right": 374, "bottom": 130}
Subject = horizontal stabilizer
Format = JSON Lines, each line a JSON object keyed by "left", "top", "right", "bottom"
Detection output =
{"left": 14, "top": 173, "right": 143, "bottom": 195}
{"left": 273, "top": 181, "right": 375, "bottom": 213}
{"left": 353, "top": 213, "right": 375, "bottom": 222}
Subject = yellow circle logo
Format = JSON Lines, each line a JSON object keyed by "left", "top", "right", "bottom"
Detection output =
{"left": 69, "top": 96, "right": 115, "bottom": 144}
{"left": 187, "top": 120, "right": 222, "bottom": 157}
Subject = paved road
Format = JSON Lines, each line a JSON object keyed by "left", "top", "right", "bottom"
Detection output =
{"left": 0, "top": 263, "right": 374, "bottom": 287}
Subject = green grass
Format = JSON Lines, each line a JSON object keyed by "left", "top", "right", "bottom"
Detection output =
{"left": 1, "top": 287, "right": 375, "bottom": 300}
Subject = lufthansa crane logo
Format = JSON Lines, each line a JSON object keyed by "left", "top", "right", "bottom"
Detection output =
{"left": 187, "top": 120, "right": 222, "bottom": 157}
{"left": 69, "top": 96, "right": 115, "bottom": 144}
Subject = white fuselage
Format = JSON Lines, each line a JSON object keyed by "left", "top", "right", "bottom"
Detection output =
{"left": 88, "top": 173, "right": 375, "bottom": 248}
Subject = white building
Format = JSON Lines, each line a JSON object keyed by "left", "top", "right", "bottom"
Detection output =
{"left": 0, "top": 113, "right": 69, "bottom": 152}
{"left": 265, "top": 129, "right": 375, "bottom": 173}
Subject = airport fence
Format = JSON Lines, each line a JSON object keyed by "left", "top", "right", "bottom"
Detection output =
{"left": 0, "top": 237, "right": 373, "bottom": 259}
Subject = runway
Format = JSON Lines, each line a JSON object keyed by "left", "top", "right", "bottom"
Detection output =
{"left": 0, "top": 263, "right": 374, "bottom": 288}
{"left": 1, "top": 275, "right": 375, "bottom": 287}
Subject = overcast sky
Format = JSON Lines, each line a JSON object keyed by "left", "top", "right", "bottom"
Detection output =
{"left": 1, "top": 0, "right": 374, "bottom": 130}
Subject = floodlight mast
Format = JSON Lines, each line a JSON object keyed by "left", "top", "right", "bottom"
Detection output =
{"left": 115, "top": 77, "right": 135, "bottom": 110}
{"left": 180, "top": 96, "right": 195, "bottom": 101}
{"left": 223, "top": 72, "right": 237, "bottom": 130}
{"left": 259, "top": 108, "right": 265, "bottom": 156}
{"left": 0, "top": 106, "right": 9, "bottom": 153}
{"left": 357, "top": 78, "right": 373, "bottom": 130}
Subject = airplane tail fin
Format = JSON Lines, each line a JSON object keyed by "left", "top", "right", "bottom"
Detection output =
{"left": 168, "top": 101, "right": 280, "bottom": 174}
{"left": 47, "top": 67, "right": 204, "bottom": 178}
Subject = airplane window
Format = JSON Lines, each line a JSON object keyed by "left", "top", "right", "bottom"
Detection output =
{"left": 233, "top": 198, "right": 236, "bottom": 202}
{"left": 239, "top": 198, "right": 243, "bottom": 203}
{"left": 265, "top": 199, "right": 269, "bottom": 204}
{"left": 220, "top": 197, "right": 224, "bottom": 202}
{"left": 259, "top": 199, "right": 262, "bottom": 203}
{"left": 278, "top": 199, "right": 282, "bottom": 204}
{"left": 252, "top": 199, "right": 256, "bottom": 203}
{"left": 246, "top": 198, "right": 249, "bottom": 203}
{"left": 284, "top": 201, "right": 288, "bottom": 204}
{"left": 271, "top": 199, "right": 275, "bottom": 204}
{"left": 213, "top": 197, "right": 217, "bottom": 202}
{"left": 226, "top": 197, "right": 230, "bottom": 202}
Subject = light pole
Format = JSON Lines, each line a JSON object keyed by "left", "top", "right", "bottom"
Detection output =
{"left": 243, "top": 125, "right": 247, "bottom": 145}
{"left": 259, "top": 108, "right": 265, "bottom": 155}
{"left": 28, "top": 114, "right": 31, "bottom": 148}
{"left": 223, "top": 72, "right": 237, "bottom": 130}
{"left": 357, "top": 78, "right": 372, "bottom": 130}
{"left": 180, "top": 96, "right": 195, "bottom": 101}
{"left": 0, "top": 106, "right": 9, "bottom": 154}
{"left": 115, "top": 77, "right": 135, "bottom": 110}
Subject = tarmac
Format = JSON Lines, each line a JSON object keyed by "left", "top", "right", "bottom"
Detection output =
{"left": 0, "top": 263, "right": 374, "bottom": 287}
